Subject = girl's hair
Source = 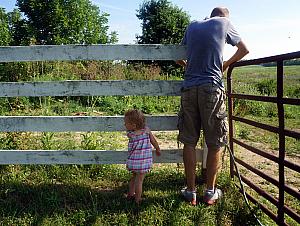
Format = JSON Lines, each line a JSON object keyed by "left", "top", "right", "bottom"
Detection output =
{"left": 124, "top": 109, "right": 145, "bottom": 130}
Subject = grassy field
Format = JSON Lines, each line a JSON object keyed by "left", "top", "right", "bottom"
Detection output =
{"left": 0, "top": 63, "right": 299, "bottom": 225}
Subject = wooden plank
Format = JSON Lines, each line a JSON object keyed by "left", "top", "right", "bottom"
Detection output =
{"left": 0, "top": 115, "right": 178, "bottom": 132}
{"left": 0, "top": 80, "right": 182, "bottom": 97}
{"left": 0, "top": 149, "right": 203, "bottom": 164}
{"left": 0, "top": 44, "right": 187, "bottom": 62}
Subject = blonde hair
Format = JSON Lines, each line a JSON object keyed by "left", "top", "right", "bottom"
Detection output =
{"left": 124, "top": 109, "right": 146, "bottom": 130}
{"left": 210, "top": 7, "right": 229, "bottom": 18}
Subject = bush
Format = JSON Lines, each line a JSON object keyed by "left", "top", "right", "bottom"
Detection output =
{"left": 255, "top": 79, "right": 276, "bottom": 96}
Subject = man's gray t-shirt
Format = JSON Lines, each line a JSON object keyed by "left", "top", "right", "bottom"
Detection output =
{"left": 181, "top": 17, "right": 241, "bottom": 89}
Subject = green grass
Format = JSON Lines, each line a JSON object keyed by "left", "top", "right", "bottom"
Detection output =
{"left": 0, "top": 63, "right": 299, "bottom": 225}
{"left": 0, "top": 164, "right": 261, "bottom": 226}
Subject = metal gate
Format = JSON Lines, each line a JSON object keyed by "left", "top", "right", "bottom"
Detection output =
{"left": 227, "top": 51, "right": 300, "bottom": 225}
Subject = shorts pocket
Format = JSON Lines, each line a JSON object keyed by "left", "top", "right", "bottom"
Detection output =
{"left": 177, "top": 108, "right": 184, "bottom": 131}
{"left": 216, "top": 111, "right": 228, "bottom": 145}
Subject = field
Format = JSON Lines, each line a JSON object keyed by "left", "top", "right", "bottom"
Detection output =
{"left": 0, "top": 62, "right": 299, "bottom": 225}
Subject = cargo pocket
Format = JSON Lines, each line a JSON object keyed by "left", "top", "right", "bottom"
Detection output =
{"left": 216, "top": 111, "right": 228, "bottom": 146}
{"left": 177, "top": 108, "right": 184, "bottom": 131}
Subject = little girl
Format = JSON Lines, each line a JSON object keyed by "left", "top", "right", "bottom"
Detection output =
{"left": 124, "top": 109, "right": 161, "bottom": 204}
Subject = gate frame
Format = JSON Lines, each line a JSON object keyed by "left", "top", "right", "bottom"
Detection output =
{"left": 227, "top": 51, "right": 300, "bottom": 225}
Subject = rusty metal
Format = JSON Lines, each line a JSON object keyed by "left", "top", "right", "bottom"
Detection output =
{"left": 235, "top": 157, "right": 279, "bottom": 186}
{"left": 232, "top": 115, "right": 279, "bottom": 133}
{"left": 234, "top": 137, "right": 300, "bottom": 173}
{"left": 227, "top": 51, "right": 300, "bottom": 225}
{"left": 238, "top": 174, "right": 278, "bottom": 206}
{"left": 284, "top": 160, "right": 300, "bottom": 172}
{"left": 233, "top": 116, "right": 300, "bottom": 139}
{"left": 234, "top": 182, "right": 279, "bottom": 223}
{"left": 233, "top": 138, "right": 279, "bottom": 163}
{"left": 284, "top": 129, "right": 300, "bottom": 139}
{"left": 230, "top": 94, "right": 300, "bottom": 105}
{"left": 239, "top": 174, "right": 300, "bottom": 223}
{"left": 227, "top": 66, "right": 235, "bottom": 177}
{"left": 277, "top": 60, "right": 285, "bottom": 224}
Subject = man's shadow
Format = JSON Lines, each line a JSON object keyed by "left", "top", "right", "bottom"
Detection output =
{"left": 0, "top": 166, "right": 189, "bottom": 225}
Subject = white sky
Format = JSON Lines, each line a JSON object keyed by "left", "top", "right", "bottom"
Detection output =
{"left": 1, "top": 0, "right": 300, "bottom": 60}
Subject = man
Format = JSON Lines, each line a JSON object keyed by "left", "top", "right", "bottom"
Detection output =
{"left": 176, "top": 7, "right": 249, "bottom": 205}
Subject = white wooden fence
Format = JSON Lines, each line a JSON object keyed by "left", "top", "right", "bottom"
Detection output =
{"left": 0, "top": 44, "right": 207, "bottom": 166}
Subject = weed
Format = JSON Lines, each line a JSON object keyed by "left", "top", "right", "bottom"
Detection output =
{"left": 41, "top": 132, "right": 55, "bottom": 150}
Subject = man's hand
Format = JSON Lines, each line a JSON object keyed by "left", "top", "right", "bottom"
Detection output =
{"left": 223, "top": 61, "right": 229, "bottom": 72}
{"left": 224, "top": 41, "right": 249, "bottom": 72}
{"left": 175, "top": 60, "right": 187, "bottom": 68}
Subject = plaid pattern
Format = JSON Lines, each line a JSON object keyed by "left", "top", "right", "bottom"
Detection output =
{"left": 126, "top": 129, "right": 153, "bottom": 173}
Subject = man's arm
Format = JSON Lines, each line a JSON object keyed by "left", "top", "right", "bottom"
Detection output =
{"left": 223, "top": 40, "right": 249, "bottom": 72}
{"left": 176, "top": 60, "right": 187, "bottom": 68}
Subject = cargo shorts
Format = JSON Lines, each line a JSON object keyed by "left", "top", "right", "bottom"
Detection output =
{"left": 177, "top": 83, "right": 228, "bottom": 149}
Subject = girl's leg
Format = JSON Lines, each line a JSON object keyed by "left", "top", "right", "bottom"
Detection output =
{"left": 128, "top": 172, "right": 136, "bottom": 196}
{"left": 134, "top": 172, "right": 145, "bottom": 204}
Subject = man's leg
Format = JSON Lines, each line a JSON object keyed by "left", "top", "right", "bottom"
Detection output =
{"left": 206, "top": 146, "right": 222, "bottom": 190}
{"left": 183, "top": 144, "right": 197, "bottom": 191}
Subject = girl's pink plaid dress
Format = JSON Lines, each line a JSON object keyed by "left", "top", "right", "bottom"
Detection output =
{"left": 126, "top": 129, "right": 153, "bottom": 173}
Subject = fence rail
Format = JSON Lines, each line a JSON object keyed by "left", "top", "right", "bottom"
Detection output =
{"left": 0, "top": 80, "right": 182, "bottom": 97}
{"left": 0, "top": 44, "right": 186, "bottom": 62}
{"left": 0, "top": 116, "right": 177, "bottom": 132}
{"left": 0, "top": 44, "right": 206, "bottom": 166}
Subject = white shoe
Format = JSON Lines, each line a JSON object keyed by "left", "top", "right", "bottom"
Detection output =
{"left": 203, "top": 188, "right": 222, "bottom": 205}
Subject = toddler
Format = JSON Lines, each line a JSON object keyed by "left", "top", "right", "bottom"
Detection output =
{"left": 124, "top": 109, "right": 161, "bottom": 204}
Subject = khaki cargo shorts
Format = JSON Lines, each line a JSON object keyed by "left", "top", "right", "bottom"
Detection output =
{"left": 177, "top": 83, "right": 228, "bottom": 149}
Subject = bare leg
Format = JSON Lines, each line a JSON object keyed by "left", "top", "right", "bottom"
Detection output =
{"left": 183, "top": 144, "right": 196, "bottom": 191}
{"left": 206, "top": 147, "right": 222, "bottom": 190}
{"left": 135, "top": 172, "right": 145, "bottom": 203}
{"left": 128, "top": 172, "right": 136, "bottom": 196}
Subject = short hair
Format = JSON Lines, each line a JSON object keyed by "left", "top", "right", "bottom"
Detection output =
{"left": 210, "top": 7, "right": 229, "bottom": 18}
{"left": 124, "top": 109, "right": 146, "bottom": 130}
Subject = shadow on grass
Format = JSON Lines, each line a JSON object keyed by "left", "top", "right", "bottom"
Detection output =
{"left": 0, "top": 166, "right": 260, "bottom": 226}
{"left": 0, "top": 171, "right": 187, "bottom": 225}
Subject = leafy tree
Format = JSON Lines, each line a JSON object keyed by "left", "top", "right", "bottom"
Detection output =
{"left": 16, "top": 0, "right": 118, "bottom": 45}
{"left": 136, "top": 0, "right": 190, "bottom": 74}
{"left": 0, "top": 8, "right": 12, "bottom": 45}
{"left": 136, "top": 0, "right": 190, "bottom": 44}
{"left": 7, "top": 9, "right": 32, "bottom": 45}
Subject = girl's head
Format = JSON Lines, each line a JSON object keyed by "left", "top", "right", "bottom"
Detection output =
{"left": 124, "top": 109, "right": 145, "bottom": 131}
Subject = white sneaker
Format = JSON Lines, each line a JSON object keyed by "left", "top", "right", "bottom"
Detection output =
{"left": 181, "top": 187, "right": 197, "bottom": 206}
{"left": 203, "top": 188, "right": 222, "bottom": 205}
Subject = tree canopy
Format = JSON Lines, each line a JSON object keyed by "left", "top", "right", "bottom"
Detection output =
{"left": 136, "top": 0, "right": 190, "bottom": 74}
{"left": 13, "top": 0, "right": 117, "bottom": 45}
{"left": 0, "top": 8, "right": 12, "bottom": 45}
{"left": 136, "top": 0, "right": 190, "bottom": 44}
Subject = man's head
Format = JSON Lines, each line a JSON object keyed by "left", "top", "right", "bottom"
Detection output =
{"left": 210, "top": 7, "right": 229, "bottom": 18}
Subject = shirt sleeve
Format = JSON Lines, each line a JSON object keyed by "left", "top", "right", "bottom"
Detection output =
{"left": 226, "top": 21, "right": 242, "bottom": 46}
{"left": 181, "top": 27, "right": 188, "bottom": 45}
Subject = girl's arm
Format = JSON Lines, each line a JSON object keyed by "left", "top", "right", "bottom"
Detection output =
{"left": 148, "top": 130, "right": 161, "bottom": 156}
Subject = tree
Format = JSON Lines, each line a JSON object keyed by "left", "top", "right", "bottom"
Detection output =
{"left": 0, "top": 8, "right": 12, "bottom": 45}
{"left": 7, "top": 9, "right": 32, "bottom": 45}
{"left": 16, "top": 0, "right": 118, "bottom": 45}
{"left": 136, "top": 0, "right": 190, "bottom": 44}
{"left": 136, "top": 0, "right": 190, "bottom": 74}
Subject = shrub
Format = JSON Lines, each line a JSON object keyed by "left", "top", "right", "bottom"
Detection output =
{"left": 255, "top": 79, "right": 276, "bottom": 96}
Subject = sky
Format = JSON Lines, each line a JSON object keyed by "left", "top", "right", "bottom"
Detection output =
{"left": 1, "top": 0, "right": 300, "bottom": 60}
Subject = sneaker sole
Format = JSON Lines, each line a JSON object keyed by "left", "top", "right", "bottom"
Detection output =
{"left": 204, "top": 199, "right": 216, "bottom": 205}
